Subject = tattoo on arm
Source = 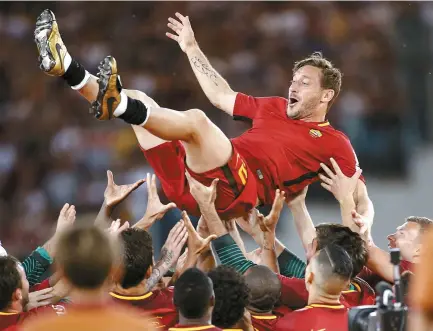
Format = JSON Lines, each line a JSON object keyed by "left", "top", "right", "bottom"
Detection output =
{"left": 145, "top": 248, "right": 174, "bottom": 292}
{"left": 190, "top": 57, "right": 219, "bottom": 86}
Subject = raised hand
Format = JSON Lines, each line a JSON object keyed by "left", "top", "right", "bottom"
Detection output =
{"left": 257, "top": 189, "right": 285, "bottom": 234}
{"left": 185, "top": 170, "right": 218, "bottom": 208}
{"left": 182, "top": 211, "right": 217, "bottom": 256}
{"left": 56, "top": 203, "right": 76, "bottom": 233}
{"left": 351, "top": 210, "right": 373, "bottom": 245}
{"left": 107, "top": 219, "right": 130, "bottom": 236}
{"left": 134, "top": 173, "right": 176, "bottom": 230}
{"left": 166, "top": 12, "right": 197, "bottom": 53}
{"left": 104, "top": 170, "right": 146, "bottom": 208}
{"left": 319, "top": 158, "right": 362, "bottom": 204}
{"left": 146, "top": 220, "right": 188, "bottom": 292}
{"left": 27, "top": 287, "right": 55, "bottom": 310}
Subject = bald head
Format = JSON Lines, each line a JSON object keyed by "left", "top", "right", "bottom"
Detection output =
{"left": 244, "top": 265, "right": 281, "bottom": 313}
{"left": 307, "top": 244, "right": 353, "bottom": 296}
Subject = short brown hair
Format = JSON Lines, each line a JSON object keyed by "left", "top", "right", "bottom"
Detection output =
{"left": 56, "top": 226, "right": 122, "bottom": 289}
{"left": 0, "top": 256, "right": 21, "bottom": 310}
{"left": 406, "top": 216, "right": 433, "bottom": 233}
{"left": 293, "top": 52, "right": 342, "bottom": 108}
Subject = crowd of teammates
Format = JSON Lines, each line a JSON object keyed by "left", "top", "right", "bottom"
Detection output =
{"left": 0, "top": 7, "right": 432, "bottom": 331}
{"left": 0, "top": 165, "right": 430, "bottom": 331}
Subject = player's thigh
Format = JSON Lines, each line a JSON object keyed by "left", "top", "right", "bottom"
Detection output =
{"left": 125, "top": 89, "right": 167, "bottom": 150}
{"left": 182, "top": 108, "right": 232, "bottom": 174}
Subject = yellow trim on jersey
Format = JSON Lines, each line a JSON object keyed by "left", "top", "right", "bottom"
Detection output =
{"left": 251, "top": 315, "right": 277, "bottom": 320}
{"left": 0, "top": 311, "right": 19, "bottom": 315}
{"left": 169, "top": 326, "right": 216, "bottom": 331}
{"left": 318, "top": 122, "right": 330, "bottom": 127}
{"left": 342, "top": 282, "right": 361, "bottom": 294}
{"left": 307, "top": 304, "right": 345, "bottom": 309}
{"left": 109, "top": 291, "right": 153, "bottom": 301}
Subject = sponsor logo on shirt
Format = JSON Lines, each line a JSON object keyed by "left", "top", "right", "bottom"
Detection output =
{"left": 309, "top": 129, "right": 322, "bottom": 138}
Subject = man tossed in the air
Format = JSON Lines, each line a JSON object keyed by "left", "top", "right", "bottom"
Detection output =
{"left": 34, "top": 10, "right": 373, "bottom": 222}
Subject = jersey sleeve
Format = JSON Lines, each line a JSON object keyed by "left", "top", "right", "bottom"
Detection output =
{"left": 277, "top": 275, "right": 309, "bottom": 309}
{"left": 233, "top": 93, "right": 287, "bottom": 121}
{"left": 332, "top": 135, "right": 365, "bottom": 183}
{"left": 22, "top": 247, "right": 53, "bottom": 287}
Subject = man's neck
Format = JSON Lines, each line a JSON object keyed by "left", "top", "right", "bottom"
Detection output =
{"left": 112, "top": 283, "right": 148, "bottom": 296}
{"left": 178, "top": 314, "right": 212, "bottom": 326}
{"left": 308, "top": 289, "right": 341, "bottom": 306}
{"left": 69, "top": 287, "right": 110, "bottom": 306}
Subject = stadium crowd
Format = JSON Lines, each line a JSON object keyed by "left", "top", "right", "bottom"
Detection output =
{"left": 0, "top": 1, "right": 432, "bottom": 257}
{"left": 0, "top": 2, "right": 432, "bottom": 331}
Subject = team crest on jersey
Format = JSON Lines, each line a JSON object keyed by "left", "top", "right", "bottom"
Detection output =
{"left": 309, "top": 129, "right": 322, "bottom": 138}
{"left": 52, "top": 304, "right": 67, "bottom": 316}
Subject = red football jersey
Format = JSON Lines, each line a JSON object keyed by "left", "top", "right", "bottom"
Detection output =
{"left": 30, "top": 279, "right": 50, "bottom": 293}
{"left": 109, "top": 288, "right": 177, "bottom": 330}
{"left": 169, "top": 325, "right": 222, "bottom": 331}
{"left": 274, "top": 304, "right": 348, "bottom": 331}
{"left": 278, "top": 274, "right": 375, "bottom": 309}
{"left": 251, "top": 312, "right": 283, "bottom": 331}
{"left": 231, "top": 93, "right": 363, "bottom": 204}
{"left": 0, "top": 305, "right": 64, "bottom": 331}
{"left": 357, "top": 260, "right": 414, "bottom": 290}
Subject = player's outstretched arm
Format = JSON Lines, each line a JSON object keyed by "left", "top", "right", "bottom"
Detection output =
{"left": 287, "top": 187, "right": 316, "bottom": 252}
{"left": 319, "top": 158, "right": 374, "bottom": 231}
{"left": 166, "top": 13, "right": 237, "bottom": 116}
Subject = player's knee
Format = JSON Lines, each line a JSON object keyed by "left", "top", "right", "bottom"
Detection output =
{"left": 185, "top": 108, "right": 210, "bottom": 129}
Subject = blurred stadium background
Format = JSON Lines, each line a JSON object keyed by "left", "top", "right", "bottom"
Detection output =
{"left": 0, "top": 1, "right": 432, "bottom": 259}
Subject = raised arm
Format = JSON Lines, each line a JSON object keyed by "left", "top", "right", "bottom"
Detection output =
{"left": 166, "top": 13, "right": 237, "bottom": 115}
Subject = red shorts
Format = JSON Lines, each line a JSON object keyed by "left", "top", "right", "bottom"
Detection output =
{"left": 142, "top": 141, "right": 257, "bottom": 220}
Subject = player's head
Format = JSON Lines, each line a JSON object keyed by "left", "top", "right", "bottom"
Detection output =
{"left": 288, "top": 52, "right": 342, "bottom": 119}
{"left": 208, "top": 266, "right": 250, "bottom": 329}
{"left": 118, "top": 228, "right": 154, "bottom": 289}
{"left": 314, "top": 223, "right": 367, "bottom": 276}
{"left": 244, "top": 265, "right": 281, "bottom": 313}
{"left": 174, "top": 268, "right": 215, "bottom": 322}
{"left": 0, "top": 256, "right": 29, "bottom": 312}
{"left": 305, "top": 244, "right": 353, "bottom": 296}
{"left": 55, "top": 226, "right": 122, "bottom": 290}
{"left": 387, "top": 216, "right": 433, "bottom": 261}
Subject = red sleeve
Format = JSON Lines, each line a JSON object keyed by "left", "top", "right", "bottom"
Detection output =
{"left": 277, "top": 275, "right": 308, "bottom": 309}
{"left": 400, "top": 260, "right": 414, "bottom": 273}
{"left": 233, "top": 93, "right": 287, "bottom": 121}
{"left": 332, "top": 134, "right": 365, "bottom": 183}
{"left": 30, "top": 279, "right": 50, "bottom": 292}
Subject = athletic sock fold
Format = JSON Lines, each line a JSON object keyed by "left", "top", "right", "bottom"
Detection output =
{"left": 62, "top": 57, "right": 90, "bottom": 90}
{"left": 118, "top": 97, "right": 149, "bottom": 126}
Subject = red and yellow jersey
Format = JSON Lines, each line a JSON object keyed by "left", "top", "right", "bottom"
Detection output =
{"left": 250, "top": 311, "right": 284, "bottom": 331}
{"left": 274, "top": 303, "right": 348, "bottom": 331}
{"left": 231, "top": 93, "right": 363, "bottom": 205}
{"left": 109, "top": 288, "right": 177, "bottom": 330}
{"left": 169, "top": 325, "right": 222, "bottom": 331}
{"left": 278, "top": 274, "right": 375, "bottom": 309}
{"left": 0, "top": 305, "right": 66, "bottom": 331}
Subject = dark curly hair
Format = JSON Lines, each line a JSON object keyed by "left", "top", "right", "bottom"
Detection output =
{"left": 119, "top": 228, "right": 154, "bottom": 289}
{"left": 315, "top": 223, "right": 368, "bottom": 276}
{"left": 208, "top": 266, "right": 250, "bottom": 328}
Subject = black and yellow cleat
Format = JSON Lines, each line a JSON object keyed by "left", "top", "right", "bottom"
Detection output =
{"left": 34, "top": 9, "right": 68, "bottom": 76}
{"left": 90, "top": 56, "right": 123, "bottom": 121}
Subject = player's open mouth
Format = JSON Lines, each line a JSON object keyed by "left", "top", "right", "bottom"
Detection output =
{"left": 289, "top": 97, "right": 299, "bottom": 106}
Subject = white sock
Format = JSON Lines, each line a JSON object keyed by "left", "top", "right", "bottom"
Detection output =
{"left": 71, "top": 70, "right": 90, "bottom": 90}
{"left": 113, "top": 91, "right": 128, "bottom": 117}
{"left": 64, "top": 52, "right": 72, "bottom": 71}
